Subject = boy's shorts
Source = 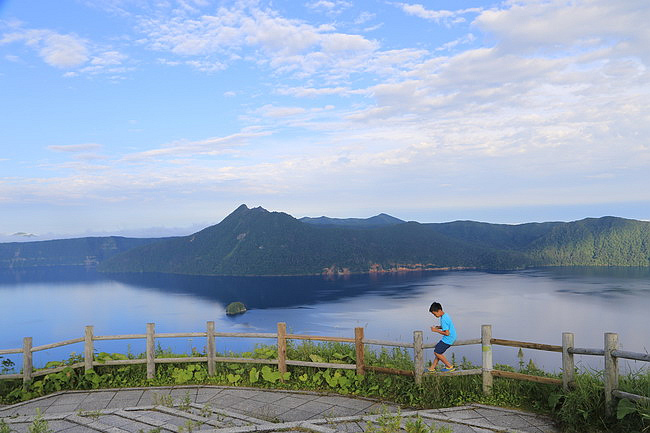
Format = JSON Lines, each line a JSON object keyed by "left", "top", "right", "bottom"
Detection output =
{"left": 434, "top": 340, "right": 452, "bottom": 354}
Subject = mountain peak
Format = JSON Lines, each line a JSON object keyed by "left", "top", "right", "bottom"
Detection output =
{"left": 233, "top": 204, "right": 250, "bottom": 213}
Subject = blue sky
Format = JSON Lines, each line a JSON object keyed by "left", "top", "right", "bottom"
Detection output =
{"left": 1, "top": 0, "right": 649, "bottom": 241}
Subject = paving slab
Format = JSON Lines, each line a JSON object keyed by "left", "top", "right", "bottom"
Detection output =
{"left": 0, "top": 386, "right": 559, "bottom": 433}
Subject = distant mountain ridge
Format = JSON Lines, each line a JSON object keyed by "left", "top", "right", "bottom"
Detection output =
{"left": 0, "top": 236, "right": 168, "bottom": 269}
{"left": 2, "top": 206, "right": 649, "bottom": 275}
{"left": 299, "top": 213, "right": 405, "bottom": 228}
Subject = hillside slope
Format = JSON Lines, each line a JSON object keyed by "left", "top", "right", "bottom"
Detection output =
{"left": 526, "top": 217, "right": 650, "bottom": 266}
{"left": 99, "top": 205, "right": 529, "bottom": 275}
{"left": 0, "top": 236, "right": 166, "bottom": 269}
{"left": 5, "top": 207, "right": 649, "bottom": 275}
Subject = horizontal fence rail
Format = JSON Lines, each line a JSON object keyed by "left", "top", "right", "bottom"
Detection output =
{"left": 490, "top": 338, "right": 562, "bottom": 353}
{"left": 1, "top": 323, "right": 648, "bottom": 414}
{"left": 568, "top": 347, "right": 605, "bottom": 356}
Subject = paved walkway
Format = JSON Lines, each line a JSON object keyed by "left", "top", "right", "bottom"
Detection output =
{"left": 0, "top": 386, "right": 559, "bottom": 433}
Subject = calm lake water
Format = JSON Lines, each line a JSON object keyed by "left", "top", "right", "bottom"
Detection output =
{"left": 1, "top": 266, "right": 649, "bottom": 373}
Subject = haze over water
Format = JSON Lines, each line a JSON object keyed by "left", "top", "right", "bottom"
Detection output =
{"left": 1, "top": 266, "right": 648, "bottom": 373}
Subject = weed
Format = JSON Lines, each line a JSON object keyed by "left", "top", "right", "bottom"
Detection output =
{"left": 198, "top": 403, "right": 213, "bottom": 418}
{"left": 27, "top": 409, "right": 51, "bottom": 433}
{"left": 365, "top": 408, "right": 402, "bottom": 433}
{"left": 178, "top": 391, "right": 192, "bottom": 412}
{"left": 1, "top": 357, "right": 15, "bottom": 374}
{"left": 77, "top": 409, "right": 103, "bottom": 420}
{"left": 0, "top": 419, "right": 13, "bottom": 433}
{"left": 177, "top": 420, "right": 202, "bottom": 433}
{"left": 151, "top": 392, "right": 174, "bottom": 407}
{"left": 137, "top": 428, "right": 162, "bottom": 433}
{"left": 364, "top": 408, "right": 452, "bottom": 433}
{"left": 405, "top": 416, "right": 452, "bottom": 433}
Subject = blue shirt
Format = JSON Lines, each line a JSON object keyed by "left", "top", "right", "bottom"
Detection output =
{"left": 440, "top": 313, "right": 456, "bottom": 345}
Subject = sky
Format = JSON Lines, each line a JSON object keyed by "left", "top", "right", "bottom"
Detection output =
{"left": 1, "top": 0, "right": 649, "bottom": 241}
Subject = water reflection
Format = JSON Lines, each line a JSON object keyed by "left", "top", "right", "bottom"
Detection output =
{"left": 100, "top": 270, "right": 440, "bottom": 309}
{"left": 0, "top": 266, "right": 648, "bottom": 373}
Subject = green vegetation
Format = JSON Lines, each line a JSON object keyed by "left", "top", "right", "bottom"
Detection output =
{"left": 0, "top": 236, "right": 166, "bottom": 269}
{"left": 3, "top": 206, "right": 649, "bottom": 275}
{"left": 0, "top": 419, "right": 12, "bottom": 433}
{"left": 0, "top": 409, "right": 52, "bottom": 433}
{"left": 1, "top": 343, "right": 648, "bottom": 432}
{"left": 98, "top": 206, "right": 650, "bottom": 276}
{"left": 528, "top": 217, "right": 650, "bottom": 266}
{"left": 364, "top": 408, "right": 453, "bottom": 433}
{"left": 27, "top": 409, "right": 52, "bottom": 433}
{"left": 225, "top": 302, "right": 247, "bottom": 315}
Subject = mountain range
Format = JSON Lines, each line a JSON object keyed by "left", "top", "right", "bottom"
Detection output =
{"left": 1, "top": 205, "right": 649, "bottom": 275}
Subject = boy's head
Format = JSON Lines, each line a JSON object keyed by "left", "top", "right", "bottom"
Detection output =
{"left": 429, "top": 302, "right": 443, "bottom": 317}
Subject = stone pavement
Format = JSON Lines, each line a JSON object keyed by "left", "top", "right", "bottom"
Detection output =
{"left": 0, "top": 386, "right": 560, "bottom": 433}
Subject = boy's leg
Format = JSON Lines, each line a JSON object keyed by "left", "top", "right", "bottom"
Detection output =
{"left": 433, "top": 341, "right": 454, "bottom": 370}
{"left": 435, "top": 352, "right": 453, "bottom": 369}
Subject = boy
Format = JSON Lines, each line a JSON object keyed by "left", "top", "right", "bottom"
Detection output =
{"left": 428, "top": 301, "right": 456, "bottom": 372}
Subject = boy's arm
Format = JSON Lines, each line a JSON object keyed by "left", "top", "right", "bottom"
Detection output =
{"left": 430, "top": 326, "right": 450, "bottom": 336}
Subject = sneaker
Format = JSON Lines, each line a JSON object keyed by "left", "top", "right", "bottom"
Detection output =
{"left": 440, "top": 366, "right": 456, "bottom": 372}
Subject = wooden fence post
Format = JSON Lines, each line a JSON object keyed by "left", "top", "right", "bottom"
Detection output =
{"left": 604, "top": 332, "right": 619, "bottom": 416}
{"left": 413, "top": 331, "right": 424, "bottom": 385}
{"left": 277, "top": 322, "right": 287, "bottom": 380}
{"left": 84, "top": 325, "right": 94, "bottom": 373}
{"left": 207, "top": 321, "right": 216, "bottom": 376}
{"left": 22, "top": 337, "right": 32, "bottom": 386}
{"left": 562, "top": 332, "right": 574, "bottom": 391}
{"left": 146, "top": 323, "right": 155, "bottom": 380}
{"left": 482, "top": 325, "right": 493, "bottom": 395}
{"left": 355, "top": 327, "right": 365, "bottom": 376}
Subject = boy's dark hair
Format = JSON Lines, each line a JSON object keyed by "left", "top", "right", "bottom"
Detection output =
{"left": 429, "top": 302, "right": 442, "bottom": 313}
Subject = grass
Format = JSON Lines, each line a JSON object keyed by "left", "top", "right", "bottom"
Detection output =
{"left": 0, "top": 342, "right": 648, "bottom": 432}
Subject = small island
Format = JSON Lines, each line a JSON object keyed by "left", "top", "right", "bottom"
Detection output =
{"left": 225, "top": 302, "right": 247, "bottom": 316}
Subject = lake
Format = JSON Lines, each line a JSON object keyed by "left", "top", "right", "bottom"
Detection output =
{"left": 1, "top": 266, "right": 649, "bottom": 373}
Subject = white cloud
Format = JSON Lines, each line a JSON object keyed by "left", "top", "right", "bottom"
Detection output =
{"left": 306, "top": 0, "right": 352, "bottom": 14}
{"left": 1, "top": 28, "right": 89, "bottom": 68}
{"left": 2, "top": 0, "right": 649, "bottom": 219}
{"left": 38, "top": 33, "right": 89, "bottom": 67}
{"left": 89, "top": 50, "right": 126, "bottom": 66}
{"left": 1, "top": 25, "right": 128, "bottom": 75}
{"left": 276, "top": 85, "right": 356, "bottom": 97}
{"left": 48, "top": 143, "right": 103, "bottom": 152}
{"left": 474, "top": 0, "right": 650, "bottom": 60}
{"left": 122, "top": 129, "right": 272, "bottom": 162}
{"left": 354, "top": 11, "right": 375, "bottom": 25}
{"left": 396, "top": 3, "right": 482, "bottom": 25}
{"left": 184, "top": 59, "right": 226, "bottom": 72}
{"left": 137, "top": 4, "right": 381, "bottom": 79}
{"left": 258, "top": 105, "right": 307, "bottom": 118}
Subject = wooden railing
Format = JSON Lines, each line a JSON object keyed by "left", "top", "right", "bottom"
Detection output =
{"left": 1, "top": 323, "right": 648, "bottom": 415}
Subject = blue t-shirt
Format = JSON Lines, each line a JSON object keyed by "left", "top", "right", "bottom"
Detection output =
{"left": 440, "top": 313, "right": 456, "bottom": 345}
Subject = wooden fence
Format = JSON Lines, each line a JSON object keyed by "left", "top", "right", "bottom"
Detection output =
{"left": 1, "top": 323, "right": 648, "bottom": 415}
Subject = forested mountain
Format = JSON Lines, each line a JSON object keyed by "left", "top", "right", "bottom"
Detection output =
{"left": 3, "top": 206, "right": 649, "bottom": 275}
{"left": 526, "top": 217, "right": 650, "bottom": 266}
{"left": 99, "top": 205, "right": 528, "bottom": 275}
{"left": 98, "top": 206, "right": 650, "bottom": 276}
{"left": 0, "top": 236, "right": 165, "bottom": 269}
{"left": 422, "top": 221, "right": 564, "bottom": 251}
